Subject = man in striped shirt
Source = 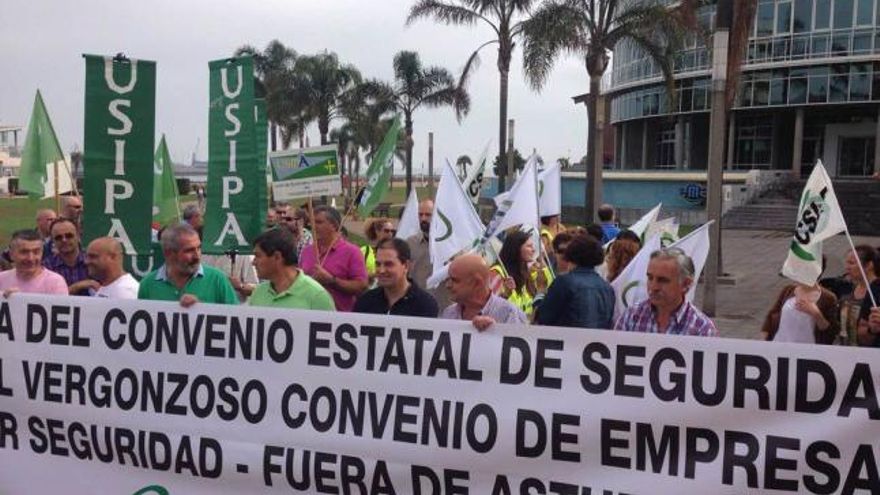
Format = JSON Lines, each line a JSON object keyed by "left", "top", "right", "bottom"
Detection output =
{"left": 615, "top": 248, "right": 717, "bottom": 337}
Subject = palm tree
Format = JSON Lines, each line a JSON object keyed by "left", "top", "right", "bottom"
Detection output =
{"left": 234, "top": 40, "right": 297, "bottom": 151}
{"left": 456, "top": 154, "right": 472, "bottom": 180}
{"left": 407, "top": 0, "right": 535, "bottom": 192}
{"left": 295, "top": 52, "right": 362, "bottom": 146}
{"left": 363, "top": 51, "right": 469, "bottom": 195}
{"left": 336, "top": 83, "right": 399, "bottom": 196}
{"left": 521, "top": 0, "right": 686, "bottom": 222}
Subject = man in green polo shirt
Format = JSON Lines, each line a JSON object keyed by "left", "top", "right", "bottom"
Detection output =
{"left": 138, "top": 223, "right": 238, "bottom": 306}
{"left": 248, "top": 228, "right": 334, "bottom": 310}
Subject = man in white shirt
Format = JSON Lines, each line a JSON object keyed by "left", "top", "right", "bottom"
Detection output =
{"left": 84, "top": 237, "right": 139, "bottom": 299}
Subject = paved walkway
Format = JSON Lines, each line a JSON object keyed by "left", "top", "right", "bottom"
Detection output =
{"left": 694, "top": 229, "right": 880, "bottom": 340}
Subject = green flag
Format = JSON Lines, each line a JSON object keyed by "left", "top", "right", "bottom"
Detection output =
{"left": 255, "top": 98, "right": 269, "bottom": 221}
{"left": 82, "top": 54, "right": 156, "bottom": 256}
{"left": 153, "top": 134, "right": 181, "bottom": 227}
{"left": 18, "top": 90, "right": 65, "bottom": 199}
{"left": 357, "top": 116, "right": 401, "bottom": 217}
{"left": 203, "top": 56, "right": 261, "bottom": 254}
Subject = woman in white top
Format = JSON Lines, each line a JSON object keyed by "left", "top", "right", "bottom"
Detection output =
{"left": 761, "top": 282, "right": 838, "bottom": 344}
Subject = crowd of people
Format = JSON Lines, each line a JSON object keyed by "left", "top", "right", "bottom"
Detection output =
{"left": 2, "top": 194, "right": 879, "bottom": 345}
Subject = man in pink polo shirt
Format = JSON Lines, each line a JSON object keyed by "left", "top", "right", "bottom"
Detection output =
{"left": 299, "top": 206, "right": 368, "bottom": 311}
{"left": 0, "top": 229, "right": 67, "bottom": 297}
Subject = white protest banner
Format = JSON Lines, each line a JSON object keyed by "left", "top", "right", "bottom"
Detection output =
{"left": 1, "top": 294, "right": 879, "bottom": 494}
{"left": 270, "top": 144, "right": 342, "bottom": 201}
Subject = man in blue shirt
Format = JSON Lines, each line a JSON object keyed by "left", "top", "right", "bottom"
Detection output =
{"left": 598, "top": 204, "right": 620, "bottom": 244}
{"left": 535, "top": 235, "right": 615, "bottom": 329}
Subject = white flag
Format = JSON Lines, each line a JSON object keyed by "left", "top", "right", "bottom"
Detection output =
{"left": 430, "top": 162, "right": 484, "bottom": 269}
{"left": 669, "top": 221, "right": 713, "bottom": 302}
{"left": 629, "top": 203, "right": 662, "bottom": 240}
{"left": 395, "top": 188, "right": 420, "bottom": 240}
{"left": 537, "top": 162, "right": 561, "bottom": 217}
{"left": 610, "top": 234, "right": 663, "bottom": 321}
{"left": 41, "top": 159, "right": 74, "bottom": 199}
{"left": 462, "top": 142, "right": 490, "bottom": 204}
{"left": 645, "top": 217, "right": 679, "bottom": 247}
{"left": 781, "top": 161, "right": 847, "bottom": 285}
{"left": 484, "top": 155, "right": 540, "bottom": 242}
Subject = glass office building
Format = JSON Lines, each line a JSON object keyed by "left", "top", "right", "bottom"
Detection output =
{"left": 607, "top": 0, "right": 880, "bottom": 177}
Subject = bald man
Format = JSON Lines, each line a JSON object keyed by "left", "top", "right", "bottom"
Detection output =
{"left": 61, "top": 196, "right": 83, "bottom": 231}
{"left": 406, "top": 199, "right": 450, "bottom": 309}
{"left": 35, "top": 209, "right": 57, "bottom": 239}
{"left": 440, "top": 254, "right": 527, "bottom": 331}
{"left": 85, "top": 237, "right": 139, "bottom": 299}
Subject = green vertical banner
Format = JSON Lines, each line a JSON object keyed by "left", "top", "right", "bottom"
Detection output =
{"left": 82, "top": 54, "right": 156, "bottom": 256}
{"left": 203, "top": 56, "right": 260, "bottom": 254}
{"left": 357, "top": 115, "right": 401, "bottom": 217}
{"left": 255, "top": 98, "right": 269, "bottom": 225}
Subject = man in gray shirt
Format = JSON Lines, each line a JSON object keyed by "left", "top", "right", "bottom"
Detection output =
{"left": 440, "top": 254, "right": 527, "bottom": 330}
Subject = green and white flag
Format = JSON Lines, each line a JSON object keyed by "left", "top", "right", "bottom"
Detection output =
{"left": 152, "top": 134, "right": 180, "bottom": 227}
{"left": 462, "top": 141, "right": 489, "bottom": 204}
{"left": 430, "top": 161, "right": 484, "bottom": 269}
{"left": 82, "top": 55, "right": 155, "bottom": 255}
{"left": 610, "top": 234, "right": 662, "bottom": 321}
{"left": 18, "top": 90, "right": 71, "bottom": 200}
{"left": 357, "top": 116, "right": 401, "bottom": 217}
{"left": 203, "top": 56, "right": 263, "bottom": 255}
{"left": 782, "top": 160, "right": 847, "bottom": 285}
{"left": 255, "top": 98, "right": 269, "bottom": 216}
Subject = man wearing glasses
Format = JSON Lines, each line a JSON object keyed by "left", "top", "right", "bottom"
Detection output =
{"left": 280, "top": 207, "right": 312, "bottom": 260}
{"left": 43, "top": 218, "right": 94, "bottom": 296}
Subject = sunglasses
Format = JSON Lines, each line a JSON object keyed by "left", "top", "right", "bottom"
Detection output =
{"left": 53, "top": 233, "right": 76, "bottom": 241}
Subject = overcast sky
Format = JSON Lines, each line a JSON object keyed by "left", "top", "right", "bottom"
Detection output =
{"left": 1, "top": 0, "right": 589, "bottom": 174}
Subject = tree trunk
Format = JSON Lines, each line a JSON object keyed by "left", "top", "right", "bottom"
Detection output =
{"left": 405, "top": 112, "right": 414, "bottom": 197}
{"left": 498, "top": 68, "right": 510, "bottom": 192}
{"left": 298, "top": 127, "right": 305, "bottom": 149}
{"left": 585, "top": 75, "right": 603, "bottom": 223}
{"left": 319, "top": 115, "right": 329, "bottom": 146}
{"left": 270, "top": 122, "right": 278, "bottom": 151}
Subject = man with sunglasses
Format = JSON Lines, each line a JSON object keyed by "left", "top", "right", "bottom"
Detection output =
{"left": 43, "top": 218, "right": 95, "bottom": 296}
{"left": 280, "top": 208, "right": 312, "bottom": 260}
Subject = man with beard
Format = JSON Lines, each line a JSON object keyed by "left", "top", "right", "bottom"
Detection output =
{"left": 138, "top": 223, "right": 238, "bottom": 306}
{"left": 405, "top": 199, "right": 450, "bottom": 309}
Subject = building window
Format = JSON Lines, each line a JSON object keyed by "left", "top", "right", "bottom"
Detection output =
{"left": 794, "top": 0, "right": 813, "bottom": 31}
{"left": 834, "top": 0, "right": 855, "bottom": 29}
{"left": 857, "top": 0, "right": 874, "bottom": 25}
{"left": 757, "top": 3, "right": 776, "bottom": 36}
{"left": 656, "top": 125, "right": 676, "bottom": 168}
{"left": 777, "top": 1, "right": 793, "bottom": 33}
{"left": 816, "top": 0, "right": 832, "bottom": 29}
{"left": 735, "top": 118, "right": 774, "bottom": 169}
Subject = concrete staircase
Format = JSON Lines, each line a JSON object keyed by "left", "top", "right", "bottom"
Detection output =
{"left": 723, "top": 178, "right": 880, "bottom": 234}
{"left": 722, "top": 183, "right": 800, "bottom": 231}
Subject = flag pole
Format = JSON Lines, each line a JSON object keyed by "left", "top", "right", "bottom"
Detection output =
{"left": 53, "top": 160, "right": 60, "bottom": 214}
{"left": 843, "top": 228, "right": 878, "bottom": 308}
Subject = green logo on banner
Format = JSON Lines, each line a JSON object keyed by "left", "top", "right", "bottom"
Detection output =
{"left": 435, "top": 210, "right": 453, "bottom": 242}
{"left": 621, "top": 280, "right": 640, "bottom": 308}
{"left": 132, "top": 485, "right": 169, "bottom": 495}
